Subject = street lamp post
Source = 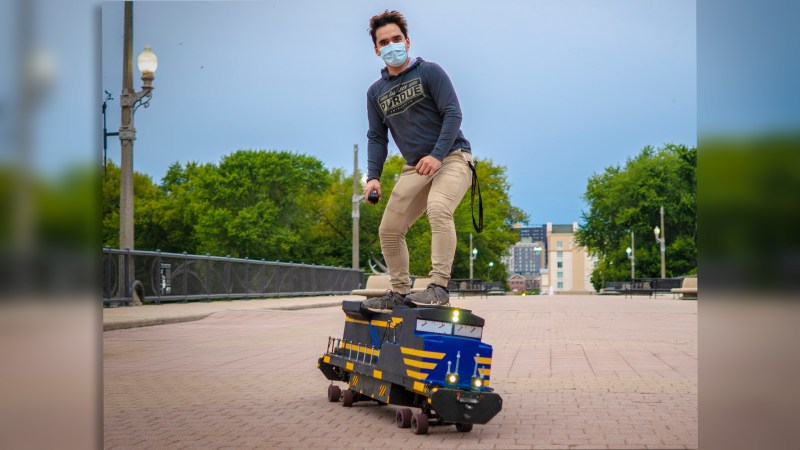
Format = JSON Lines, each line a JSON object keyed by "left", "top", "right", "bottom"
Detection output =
{"left": 469, "top": 233, "right": 478, "bottom": 280}
{"left": 117, "top": 1, "right": 157, "bottom": 302}
{"left": 352, "top": 144, "right": 359, "bottom": 270}
{"left": 654, "top": 206, "right": 666, "bottom": 279}
{"left": 626, "top": 231, "right": 635, "bottom": 281}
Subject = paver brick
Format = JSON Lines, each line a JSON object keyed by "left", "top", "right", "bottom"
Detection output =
{"left": 104, "top": 295, "right": 697, "bottom": 448}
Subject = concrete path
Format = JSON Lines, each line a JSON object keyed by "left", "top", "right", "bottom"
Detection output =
{"left": 103, "top": 295, "right": 355, "bottom": 331}
{"left": 104, "top": 295, "right": 697, "bottom": 449}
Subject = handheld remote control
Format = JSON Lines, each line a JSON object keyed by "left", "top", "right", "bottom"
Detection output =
{"left": 367, "top": 190, "right": 379, "bottom": 204}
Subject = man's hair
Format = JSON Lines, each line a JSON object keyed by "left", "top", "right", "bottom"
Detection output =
{"left": 369, "top": 10, "right": 408, "bottom": 45}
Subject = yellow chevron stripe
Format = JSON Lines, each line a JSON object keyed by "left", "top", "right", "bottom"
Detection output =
{"left": 345, "top": 317, "right": 404, "bottom": 328}
{"left": 346, "top": 362, "right": 353, "bottom": 371}
{"left": 413, "top": 381, "right": 429, "bottom": 396}
{"left": 478, "top": 368, "right": 491, "bottom": 376}
{"left": 476, "top": 356, "right": 492, "bottom": 365}
{"left": 404, "top": 358, "right": 437, "bottom": 370}
{"left": 401, "top": 347, "right": 446, "bottom": 360}
{"left": 373, "top": 369, "right": 382, "bottom": 379}
{"left": 406, "top": 369, "right": 429, "bottom": 380}
{"left": 345, "top": 317, "right": 369, "bottom": 325}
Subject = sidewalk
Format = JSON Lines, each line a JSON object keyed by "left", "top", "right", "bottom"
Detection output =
{"left": 105, "top": 295, "right": 697, "bottom": 449}
{"left": 103, "top": 295, "right": 359, "bottom": 331}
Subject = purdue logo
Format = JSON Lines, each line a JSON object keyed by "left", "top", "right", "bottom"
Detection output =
{"left": 378, "top": 78, "right": 426, "bottom": 117}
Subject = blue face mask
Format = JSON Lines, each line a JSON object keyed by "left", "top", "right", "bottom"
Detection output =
{"left": 380, "top": 42, "right": 408, "bottom": 67}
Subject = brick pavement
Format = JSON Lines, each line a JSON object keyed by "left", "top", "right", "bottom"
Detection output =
{"left": 104, "top": 295, "right": 697, "bottom": 449}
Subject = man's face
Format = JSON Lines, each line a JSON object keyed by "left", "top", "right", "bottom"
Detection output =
{"left": 373, "top": 23, "right": 409, "bottom": 57}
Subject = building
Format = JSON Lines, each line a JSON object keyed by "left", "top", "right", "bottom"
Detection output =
{"left": 506, "top": 273, "right": 540, "bottom": 293}
{"left": 505, "top": 224, "right": 547, "bottom": 276}
{"left": 544, "top": 222, "right": 596, "bottom": 294}
{"left": 510, "top": 242, "right": 545, "bottom": 275}
{"left": 507, "top": 274, "right": 526, "bottom": 293}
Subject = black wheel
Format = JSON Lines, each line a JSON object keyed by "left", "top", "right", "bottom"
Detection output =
{"left": 411, "top": 412, "right": 428, "bottom": 435}
{"left": 342, "top": 389, "right": 354, "bottom": 407}
{"left": 327, "top": 385, "right": 341, "bottom": 402}
{"left": 455, "top": 423, "right": 473, "bottom": 433}
{"left": 395, "top": 408, "right": 412, "bottom": 428}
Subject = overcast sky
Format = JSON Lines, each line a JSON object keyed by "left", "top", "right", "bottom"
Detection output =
{"left": 97, "top": 0, "right": 696, "bottom": 224}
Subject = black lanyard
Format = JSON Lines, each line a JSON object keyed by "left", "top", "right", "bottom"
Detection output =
{"left": 468, "top": 160, "right": 483, "bottom": 233}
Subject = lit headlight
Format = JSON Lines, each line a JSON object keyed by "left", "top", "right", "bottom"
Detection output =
{"left": 447, "top": 373, "right": 459, "bottom": 384}
{"left": 472, "top": 377, "right": 483, "bottom": 388}
{"left": 452, "top": 309, "right": 460, "bottom": 322}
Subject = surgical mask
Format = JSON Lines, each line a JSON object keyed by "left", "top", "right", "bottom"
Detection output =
{"left": 380, "top": 42, "right": 408, "bottom": 67}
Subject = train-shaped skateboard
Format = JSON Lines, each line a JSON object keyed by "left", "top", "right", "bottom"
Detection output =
{"left": 318, "top": 300, "right": 502, "bottom": 435}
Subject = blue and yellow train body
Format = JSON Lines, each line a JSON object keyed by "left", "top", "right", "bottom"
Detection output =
{"left": 318, "top": 300, "right": 503, "bottom": 434}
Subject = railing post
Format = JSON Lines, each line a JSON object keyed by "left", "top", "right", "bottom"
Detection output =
{"left": 123, "top": 248, "right": 131, "bottom": 301}
{"left": 226, "top": 255, "right": 232, "bottom": 301}
{"left": 182, "top": 251, "right": 188, "bottom": 303}
{"left": 205, "top": 253, "right": 211, "bottom": 302}
{"left": 244, "top": 256, "right": 250, "bottom": 300}
{"left": 155, "top": 249, "right": 162, "bottom": 305}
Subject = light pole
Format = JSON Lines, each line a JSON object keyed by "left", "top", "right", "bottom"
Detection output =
{"left": 626, "top": 231, "right": 635, "bottom": 281}
{"left": 352, "top": 144, "right": 359, "bottom": 270}
{"left": 118, "top": 1, "right": 157, "bottom": 302}
{"left": 469, "top": 233, "right": 478, "bottom": 280}
{"left": 654, "top": 206, "right": 666, "bottom": 278}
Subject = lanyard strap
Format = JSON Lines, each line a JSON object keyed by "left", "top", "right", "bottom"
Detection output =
{"left": 468, "top": 160, "right": 483, "bottom": 233}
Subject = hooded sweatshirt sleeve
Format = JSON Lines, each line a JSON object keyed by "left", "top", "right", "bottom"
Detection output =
{"left": 423, "top": 62, "right": 464, "bottom": 161}
{"left": 366, "top": 87, "right": 389, "bottom": 181}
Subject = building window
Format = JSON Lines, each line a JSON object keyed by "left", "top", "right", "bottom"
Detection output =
{"left": 557, "top": 282, "right": 563, "bottom": 289}
{"left": 557, "top": 272, "right": 563, "bottom": 279}
{"left": 557, "top": 261, "right": 563, "bottom": 268}
{"left": 557, "top": 251, "right": 563, "bottom": 259}
{"left": 557, "top": 241, "right": 563, "bottom": 249}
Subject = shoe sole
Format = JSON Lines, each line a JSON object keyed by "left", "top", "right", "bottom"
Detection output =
{"left": 404, "top": 299, "right": 450, "bottom": 308}
{"left": 362, "top": 306, "right": 392, "bottom": 313}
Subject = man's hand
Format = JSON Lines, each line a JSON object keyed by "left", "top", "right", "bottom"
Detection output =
{"left": 415, "top": 155, "right": 442, "bottom": 176}
{"left": 363, "top": 178, "right": 382, "bottom": 203}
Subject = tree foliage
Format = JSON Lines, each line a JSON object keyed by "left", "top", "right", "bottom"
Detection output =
{"left": 101, "top": 149, "right": 526, "bottom": 281}
{"left": 575, "top": 143, "right": 697, "bottom": 290}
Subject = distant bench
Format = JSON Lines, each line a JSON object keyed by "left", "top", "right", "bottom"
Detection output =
{"left": 599, "top": 282, "right": 626, "bottom": 295}
{"left": 485, "top": 282, "right": 507, "bottom": 296}
{"left": 671, "top": 276, "right": 697, "bottom": 299}
{"left": 449, "top": 279, "right": 487, "bottom": 298}
{"left": 624, "top": 278, "right": 686, "bottom": 298}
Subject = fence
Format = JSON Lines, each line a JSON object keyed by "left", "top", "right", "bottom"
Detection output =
{"left": 102, "top": 248, "right": 364, "bottom": 306}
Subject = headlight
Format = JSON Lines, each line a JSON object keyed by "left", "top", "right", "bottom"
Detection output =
{"left": 447, "top": 373, "right": 459, "bottom": 384}
{"left": 472, "top": 377, "right": 483, "bottom": 388}
{"left": 452, "top": 309, "right": 460, "bottom": 322}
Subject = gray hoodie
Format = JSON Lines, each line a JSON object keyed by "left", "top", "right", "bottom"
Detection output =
{"left": 366, "top": 57, "right": 471, "bottom": 181}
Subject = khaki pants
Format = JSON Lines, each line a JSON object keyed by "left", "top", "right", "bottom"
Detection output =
{"left": 379, "top": 150, "right": 473, "bottom": 294}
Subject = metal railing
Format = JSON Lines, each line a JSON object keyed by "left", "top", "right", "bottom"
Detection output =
{"left": 103, "top": 248, "right": 364, "bottom": 306}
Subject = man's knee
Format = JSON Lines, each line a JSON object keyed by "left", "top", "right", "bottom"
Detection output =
{"left": 427, "top": 200, "right": 454, "bottom": 223}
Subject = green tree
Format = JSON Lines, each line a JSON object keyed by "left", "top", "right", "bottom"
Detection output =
{"left": 101, "top": 161, "right": 165, "bottom": 250}
{"left": 575, "top": 143, "right": 697, "bottom": 290}
{"left": 187, "top": 150, "right": 332, "bottom": 260}
{"left": 100, "top": 149, "right": 527, "bottom": 279}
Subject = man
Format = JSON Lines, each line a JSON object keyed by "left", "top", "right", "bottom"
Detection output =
{"left": 361, "top": 10, "right": 473, "bottom": 313}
